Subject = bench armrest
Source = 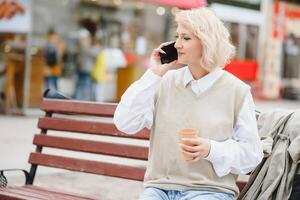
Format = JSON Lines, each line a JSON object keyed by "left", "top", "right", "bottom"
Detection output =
{"left": 0, "top": 169, "right": 29, "bottom": 187}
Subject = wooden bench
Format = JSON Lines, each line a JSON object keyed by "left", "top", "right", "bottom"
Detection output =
{"left": 0, "top": 98, "right": 246, "bottom": 200}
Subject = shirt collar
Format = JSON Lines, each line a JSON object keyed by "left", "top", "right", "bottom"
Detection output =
{"left": 183, "top": 66, "right": 224, "bottom": 89}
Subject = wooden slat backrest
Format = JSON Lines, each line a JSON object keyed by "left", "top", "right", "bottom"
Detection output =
{"left": 40, "top": 99, "right": 117, "bottom": 117}
{"left": 33, "top": 134, "right": 148, "bottom": 160}
{"left": 29, "top": 153, "right": 145, "bottom": 181}
{"left": 30, "top": 99, "right": 149, "bottom": 181}
{"left": 37, "top": 117, "right": 149, "bottom": 139}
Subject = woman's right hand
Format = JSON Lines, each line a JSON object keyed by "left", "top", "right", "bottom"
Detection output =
{"left": 150, "top": 42, "right": 180, "bottom": 77}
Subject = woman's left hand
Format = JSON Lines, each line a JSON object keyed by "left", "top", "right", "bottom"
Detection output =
{"left": 179, "top": 137, "right": 211, "bottom": 161}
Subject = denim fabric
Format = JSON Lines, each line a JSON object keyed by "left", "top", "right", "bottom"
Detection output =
{"left": 139, "top": 187, "right": 234, "bottom": 200}
{"left": 45, "top": 76, "right": 58, "bottom": 90}
{"left": 74, "top": 71, "right": 92, "bottom": 101}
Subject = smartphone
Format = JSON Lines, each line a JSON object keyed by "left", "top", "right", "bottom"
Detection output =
{"left": 159, "top": 42, "right": 178, "bottom": 64}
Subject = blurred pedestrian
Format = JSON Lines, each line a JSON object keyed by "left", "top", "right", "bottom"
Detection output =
{"left": 75, "top": 29, "right": 101, "bottom": 101}
{"left": 92, "top": 47, "right": 127, "bottom": 102}
{"left": 283, "top": 33, "right": 299, "bottom": 78}
{"left": 44, "top": 28, "right": 65, "bottom": 90}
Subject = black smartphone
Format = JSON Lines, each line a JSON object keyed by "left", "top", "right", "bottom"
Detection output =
{"left": 159, "top": 42, "right": 178, "bottom": 64}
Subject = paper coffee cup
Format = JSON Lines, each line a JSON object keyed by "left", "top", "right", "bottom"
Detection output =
{"left": 178, "top": 128, "right": 199, "bottom": 161}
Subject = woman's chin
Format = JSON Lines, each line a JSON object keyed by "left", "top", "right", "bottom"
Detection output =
{"left": 177, "top": 58, "right": 185, "bottom": 65}
{"left": 179, "top": 61, "right": 189, "bottom": 66}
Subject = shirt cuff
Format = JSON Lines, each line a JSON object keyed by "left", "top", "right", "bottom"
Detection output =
{"left": 205, "top": 140, "right": 230, "bottom": 177}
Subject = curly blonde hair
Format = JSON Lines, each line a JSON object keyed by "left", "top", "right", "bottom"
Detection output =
{"left": 175, "top": 8, "right": 235, "bottom": 71}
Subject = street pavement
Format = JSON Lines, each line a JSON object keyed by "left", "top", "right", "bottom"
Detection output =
{"left": 0, "top": 99, "right": 299, "bottom": 199}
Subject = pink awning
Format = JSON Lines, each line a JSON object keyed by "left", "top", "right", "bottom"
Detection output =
{"left": 142, "top": 0, "right": 207, "bottom": 9}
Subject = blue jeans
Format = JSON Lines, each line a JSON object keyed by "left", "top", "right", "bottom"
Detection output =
{"left": 139, "top": 187, "right": 234, "bottom": 200}
{"left": 74, "top": 71, "right": 92, "bottom": 101}
{"left": 45, "top": 76, "right": 58, "bottom": 90}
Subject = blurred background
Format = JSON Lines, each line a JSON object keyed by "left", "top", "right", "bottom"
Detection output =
{"left": 0, "top": 0, "right": 299, "bottom": 114}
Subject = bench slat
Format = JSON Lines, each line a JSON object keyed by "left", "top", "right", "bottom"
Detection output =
{"left": 41, "top": 99, "right": 117, "bottom": 117}
{"left": 29, "top": 153, "right": 145, "bottom": 181}
{"left": 0, "top": 186, "right": 97, "bottom": 200}
{"left": 14, "top": 186, "right": 98, "bottom": 200}
{"left": 23, "top": 185, "right": 99, "bottom": 200}
{"left": 38, "top": 117, "right": 150, "bottom": 139}
{"left": 0, "top": 191, "right": 28, "bottom": 200}
{"left": 236, "top": 181, "right": 246, "bottom": 192}
{"left": 33, "top": 134, "right": 148, "bottom": 160}
{"left": 0, "top": 188, "right": 45, "bottom": 200}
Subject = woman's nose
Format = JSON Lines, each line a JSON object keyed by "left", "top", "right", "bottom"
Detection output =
{"left": 175, "top": 40, "right": 181, "bottom": 49}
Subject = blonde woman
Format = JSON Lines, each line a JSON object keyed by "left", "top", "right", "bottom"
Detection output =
{"left": 114, "top": 8, "right": 263, "bottom": 200}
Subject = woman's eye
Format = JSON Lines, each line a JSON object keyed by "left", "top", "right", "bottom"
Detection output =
{"left": 184, "top": 37, "right": 190, "bottom": 40}
{"left": 175, "top": 35, "right": 179, "bottom": 39}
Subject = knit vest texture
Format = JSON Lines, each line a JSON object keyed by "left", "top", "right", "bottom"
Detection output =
{"left": 144, "top": 68, "right": 250, "bottom": 197}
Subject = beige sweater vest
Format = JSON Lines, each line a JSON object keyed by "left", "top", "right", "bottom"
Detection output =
{"left": 144, "top": 68, "right": 250, "bottom": 197}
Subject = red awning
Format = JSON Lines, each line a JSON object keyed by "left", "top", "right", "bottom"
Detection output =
{"left": 142, "top": 0, "right": 207, "bottom": 9}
